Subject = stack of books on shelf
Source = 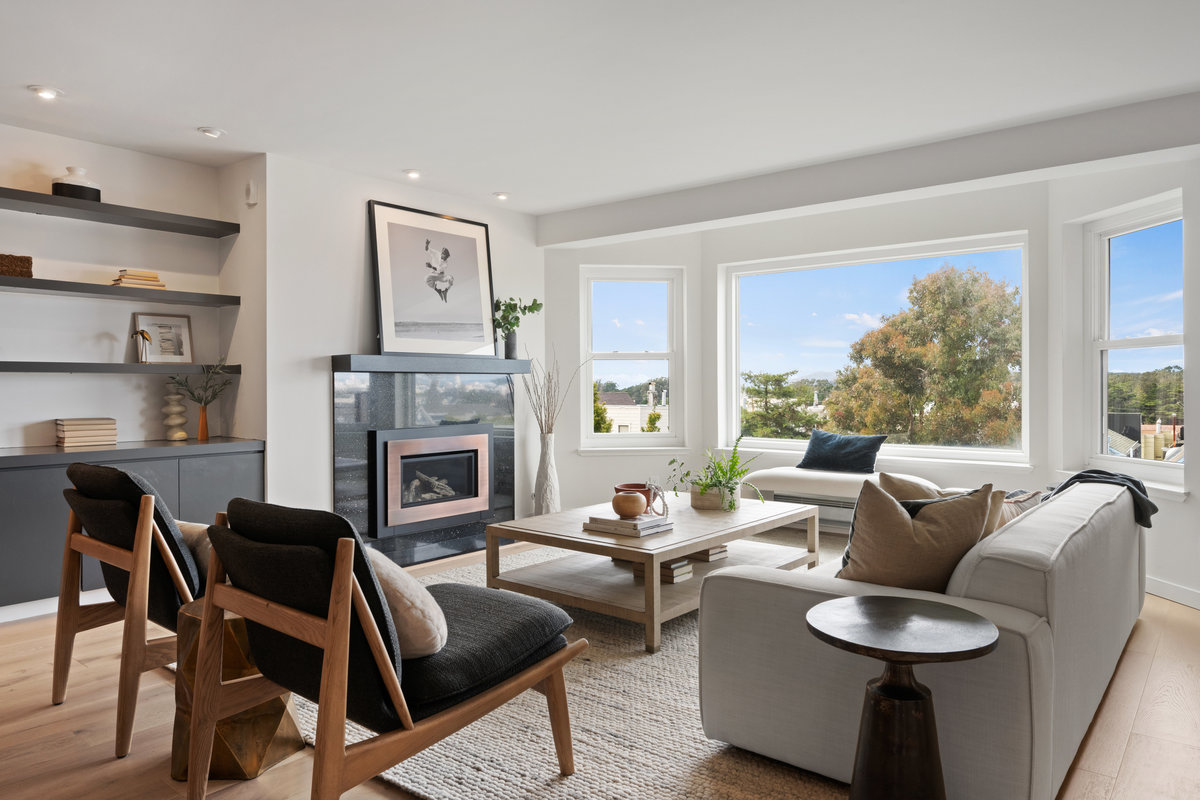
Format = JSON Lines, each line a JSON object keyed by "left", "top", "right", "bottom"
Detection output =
{"left": 56, "top": 417, "right": 117, "bottom": 448}
{"left": 582, "top": 514, "right": 674, "bottom": 537}
{"left": 111, "top": 269, "right": 166, "bottom": 288}
{"left": 632, "top": 558, "right": 694, "bottom": 584}
{"left": 688, "top": 545, "right": 728, "bottom": 562}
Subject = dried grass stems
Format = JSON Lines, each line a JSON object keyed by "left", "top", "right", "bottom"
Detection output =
{"left": 521, "top": 354, "right": 587, "bottom": 434}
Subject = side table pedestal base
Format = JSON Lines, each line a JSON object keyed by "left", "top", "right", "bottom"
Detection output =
{"left": 850, "top": 662, "right": 946, "bottom": 800}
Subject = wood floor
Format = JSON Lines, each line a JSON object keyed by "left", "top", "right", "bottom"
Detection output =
{"left": 1, "top": 586, "right": 1197, "bottom": 799}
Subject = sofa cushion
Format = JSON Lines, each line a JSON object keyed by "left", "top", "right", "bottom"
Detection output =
{"left": 880, "top": 472, "right": 1007, "bottom": 536}
{"left": 797, "top": 429, "right": 887, "bottom": 473}
{"left": 838, "top": 480, "right": 993, "bottom": 592}
{"left": 365, "top": 547, "right": 448, "bottom": 658}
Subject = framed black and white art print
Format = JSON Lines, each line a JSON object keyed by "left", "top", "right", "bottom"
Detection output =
{"left": 368, "top": 201, "right": 496, "bottom": 355}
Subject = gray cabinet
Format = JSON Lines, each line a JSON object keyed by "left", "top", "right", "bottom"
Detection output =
{"left": 0, "top": 439, "right": 264, "bottom": 606}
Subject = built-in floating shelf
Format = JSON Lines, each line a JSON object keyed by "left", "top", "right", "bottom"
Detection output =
{"left": 0, "top": 276, "right": 240, "bottom": 307}
{"left": 0, "top": 186, "right": 240, "bottom": 238}
{"left": 332, "top": 354, "right": 531, "bottom": 374}
{"left": 0, "top": 362, "right": 241, "bottom": 374}
{"left": 0, "top": 436, "right": 264, "bottom": 469}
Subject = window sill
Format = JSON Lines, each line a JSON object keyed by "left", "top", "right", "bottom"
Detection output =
{"left": 1057, "top": 468, "right": 1189, "bottom": 503}
{"left": 576, "top": 446, "right": 690, "bottom": 457}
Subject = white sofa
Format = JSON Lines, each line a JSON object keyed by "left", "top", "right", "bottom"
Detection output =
{"left": 699, "top": 482, "right": 1145, "bottom": 800}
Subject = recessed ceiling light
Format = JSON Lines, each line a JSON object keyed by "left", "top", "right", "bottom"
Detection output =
{"left": 197, "top": 126, "right": 226, "bottom": 139}
{"left": 28, "top": 85, "right": 63, "bottom": 100}
{"left": 493, "top": 192, "right": 509, "bottom": 201}
{"left": 404, "top": 169, "right": 421, "bottom": 180}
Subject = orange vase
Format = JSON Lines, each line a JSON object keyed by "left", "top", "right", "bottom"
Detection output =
{"left": 197, "top": 405, "right": 209, "bottom": 441}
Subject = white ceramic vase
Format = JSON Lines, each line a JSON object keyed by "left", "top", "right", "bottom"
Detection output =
{"left": 532, "top": 432, "right": 560, "bottom": 515}
{"left": 163, "top": 387, "right": 187, "bottom": 441}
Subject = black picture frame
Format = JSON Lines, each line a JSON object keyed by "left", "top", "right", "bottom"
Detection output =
{"left": 368, "top": 200, "right": 496, "bottom": 355}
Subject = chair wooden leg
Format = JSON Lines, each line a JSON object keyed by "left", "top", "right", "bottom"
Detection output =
{"left": 186, "top": 578, "right": 228, "bottom": 798}
{"left": 312, "top": 538, "right": 355, "bottom": 800}
{"left": 115, "top": 494, "right": 155, "bottom": 758}
{"left": 542, "top": 668, "right": 576, "bottom": 775}
{"left": 52, "top": 514, "right": 83, "bottom": 706}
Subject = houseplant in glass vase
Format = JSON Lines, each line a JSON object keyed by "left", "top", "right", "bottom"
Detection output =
{"left": 667, "top": 436, "right": 763, "bottom": 511}
{"left": 168, "top": 357, "right": 233, "bottom": 441}
{"left": 493, "top": 297, "right": 543, "bottom": 359}
{"left": 521, "top": 354, "right": 585, "bottom": 514}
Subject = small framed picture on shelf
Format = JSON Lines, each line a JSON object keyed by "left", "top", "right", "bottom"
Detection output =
{"left": 132, "top": 313, "right": 193, "bottom": 364}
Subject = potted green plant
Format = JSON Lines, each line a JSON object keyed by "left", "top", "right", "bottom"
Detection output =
{"left": 168, "top": 356, "right": 233, "bottom": 441}
{"left": 667, "top": 436, "right": 763, "bottom": 511}
{"left": 492, "top": 297, "right": 543, "bottom": 358}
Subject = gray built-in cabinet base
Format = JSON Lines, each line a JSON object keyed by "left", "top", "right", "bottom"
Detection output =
{"left": 0, "top": 437, "right": 264, "bottom": 607}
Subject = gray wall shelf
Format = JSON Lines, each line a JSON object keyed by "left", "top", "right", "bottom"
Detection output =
{"left": 332, "top": 353, "right": 531, "bottom": 374}
{"left": 0, "top": 361, "right": 241, "bottom": 374}
{"left": 0, "top": 186, "right": 240, "bottom": 238}
{"left": 0, "top": 275, "right": 240, "bottom": 306}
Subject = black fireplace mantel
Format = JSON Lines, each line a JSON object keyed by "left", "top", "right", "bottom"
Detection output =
{"left": 331, "top": 353, "right": 531, "bottom": 375}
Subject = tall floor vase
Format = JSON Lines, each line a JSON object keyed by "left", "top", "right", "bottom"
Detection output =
{"left": 532, "top": 432, "right": 560, "bottom": 515}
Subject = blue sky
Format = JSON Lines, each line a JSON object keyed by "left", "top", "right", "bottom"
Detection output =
{"left": 737, "top": 249, "right": 1023, "bottom": 377}
{"left": 1108, "top": 218, "right": 1183, "bottom": 345}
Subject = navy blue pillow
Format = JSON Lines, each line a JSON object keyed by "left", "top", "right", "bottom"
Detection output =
{"left": 797, "top": 429, "right": 887, "bottom": 474}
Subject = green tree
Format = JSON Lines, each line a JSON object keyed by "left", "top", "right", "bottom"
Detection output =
{"left": 619, "top": 377, "right": 670, "bottom": 406}
{"left": 740, "top": 370, "right": 823, "bottom": 439}
{"left": 642, "top": 409, "right": 662, "bottom": 432}
{"left": 824, "top": 265, "right": 1022, "bottom": 447}
{"left": 593, "top": 382, "right": 612, "bottom": 433}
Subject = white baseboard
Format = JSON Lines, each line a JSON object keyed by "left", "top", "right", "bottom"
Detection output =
{"left": 1146, "top": 577, "right": 1200, "bottom": 611}
{"left": 0, "top": 589, "right": 109, "bottom": 625}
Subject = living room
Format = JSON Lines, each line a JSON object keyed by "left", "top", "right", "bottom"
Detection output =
{"left": 2, "top": 3, "right": 1199, "bottom": 799}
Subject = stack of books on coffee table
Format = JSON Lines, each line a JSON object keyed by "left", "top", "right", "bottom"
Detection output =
{"left": 582, "top": 514, "right": 674, "bottom": 537}
{"left": 56, "top": 417, "right": 117, "bottom": 448}
{"left": 632, "top": 558, "right": 693, "bottom": 583}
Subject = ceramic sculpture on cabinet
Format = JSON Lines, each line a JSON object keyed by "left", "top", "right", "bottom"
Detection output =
{"left": 164, "top": 385, "right": 188, "bottom": 441}
{"left": 51, "top": 166, "right": 102, "bottom": 202}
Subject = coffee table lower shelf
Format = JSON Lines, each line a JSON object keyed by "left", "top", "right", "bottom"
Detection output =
{"left": 489, "top": 538, "right": 813, "bottom": 631}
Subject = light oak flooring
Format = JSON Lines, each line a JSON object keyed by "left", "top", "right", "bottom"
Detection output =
{"left": 2, "top": 562, "right": 1198, "bottom": 799}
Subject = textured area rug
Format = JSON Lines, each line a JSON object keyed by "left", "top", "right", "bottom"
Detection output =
{"left": 291, "top": 547, "right": 850, "bottom": 800}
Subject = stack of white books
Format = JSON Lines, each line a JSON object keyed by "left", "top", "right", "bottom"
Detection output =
{"left": 582, "top": 514, "right": 673, "bottom": 537}
{"left": 56, "top": 417, "right": 117, "bottom": 448}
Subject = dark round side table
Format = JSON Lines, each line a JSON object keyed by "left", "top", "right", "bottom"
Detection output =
{"left": 806, "top": 595, "right": 999, "bottom": 800}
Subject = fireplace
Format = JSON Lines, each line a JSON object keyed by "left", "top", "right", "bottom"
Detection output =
{"left": 371, "top": 425, "right": 493, "bottom": 537}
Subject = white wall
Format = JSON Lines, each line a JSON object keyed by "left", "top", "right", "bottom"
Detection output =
{"left": 0, "top": 124, "right": 230, "bottom": 446}
{"left": 544, "top": 233, "right": 703, "bottom": 507}
{"left": 260, "top": 155, "right": 544, "bottom": 510}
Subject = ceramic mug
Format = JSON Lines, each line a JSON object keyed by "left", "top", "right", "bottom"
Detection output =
{"left": 613, "top": 482, "right": 666, "bottom": 516}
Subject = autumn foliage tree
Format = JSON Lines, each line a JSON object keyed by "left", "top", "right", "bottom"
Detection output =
{"left": 824, "top": 265, "right": 1022, "bottom": 447}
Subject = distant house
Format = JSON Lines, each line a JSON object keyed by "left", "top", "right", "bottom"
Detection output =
{"left": 598, "top": 391, "right": 669, "bottom": 433}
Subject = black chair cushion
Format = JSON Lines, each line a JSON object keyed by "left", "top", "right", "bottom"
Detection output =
{"left": 402, "top": 583, "right": 572, "bottom": 722}
{"left": 216, "top": 498, "right": 404, "bottom": 733}
{"left": 63, "top": 463, "right": 201, "bottom": 631}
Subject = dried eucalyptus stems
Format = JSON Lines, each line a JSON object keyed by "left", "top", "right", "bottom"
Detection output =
{"left": 520, "top": 354, "right": 586, "bottom": 434}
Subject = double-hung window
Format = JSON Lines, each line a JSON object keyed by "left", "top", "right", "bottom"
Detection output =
{"left": 581, "top": 266, "right": 685, "bottom": 449}
{"left": 1086, "top": 195, "right": 1184, "bottom": 478}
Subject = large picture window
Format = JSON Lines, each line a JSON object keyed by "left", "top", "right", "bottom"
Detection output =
{"left": 729, "top": 235, "right": 1025, "bottom": 456}
{"left": 1087, "top": 200, "right": 1184, "bottom": 473}
{"left": 582, "top": 266, "right": 684, "bottom": 448}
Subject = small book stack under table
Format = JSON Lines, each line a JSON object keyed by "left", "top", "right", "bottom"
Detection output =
{"left": 632, "top": 558, "right": 694, "bottom": 583}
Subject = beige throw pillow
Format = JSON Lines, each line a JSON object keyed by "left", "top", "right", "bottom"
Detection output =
{"left": 177, "top": 520, "right": 213, "bottom": 585}
{"left": 998, "top": 490, "right": 1044, "bottom": 528}
{"left": 878, "top": 472, "right": 1006, "bottom": 536}
{"left": 838, "top": 480, "right": 994, "bottom": 592}
{"left": 365, "top": 547, "right": 448, "bottom": 658}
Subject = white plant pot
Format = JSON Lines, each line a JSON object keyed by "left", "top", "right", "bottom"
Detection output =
{"left": 690, "top": 486, "right": 740, "bottom": 511}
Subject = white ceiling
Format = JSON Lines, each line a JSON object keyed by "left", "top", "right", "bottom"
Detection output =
{"left": 2, "top": 0, "right": 1200, "bottom": 215}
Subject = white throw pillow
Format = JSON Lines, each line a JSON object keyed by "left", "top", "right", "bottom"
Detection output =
{"left": 365, "top": 547, "right": 448, "bottom": 658}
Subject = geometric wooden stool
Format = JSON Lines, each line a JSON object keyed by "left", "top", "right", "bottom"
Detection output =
{"left": 806, "top": 595, "right": 998, "bottom": 800}
{"left": 171, "top": 598, "right": 305, "bottom": 780}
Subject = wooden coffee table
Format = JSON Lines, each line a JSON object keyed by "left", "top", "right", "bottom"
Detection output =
{"left": 486, "top": 500, "right": 818, "bottom": 652}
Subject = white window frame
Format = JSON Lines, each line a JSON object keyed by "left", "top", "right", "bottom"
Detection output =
{"left": 722, "top": 232, "right": 1029, "bottom": 463}
{"left": 580, "top": 265, "right": 686, "bottom": 450}
{"left": 1084, "top": 194, "right": 1184, "bottom": 484}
